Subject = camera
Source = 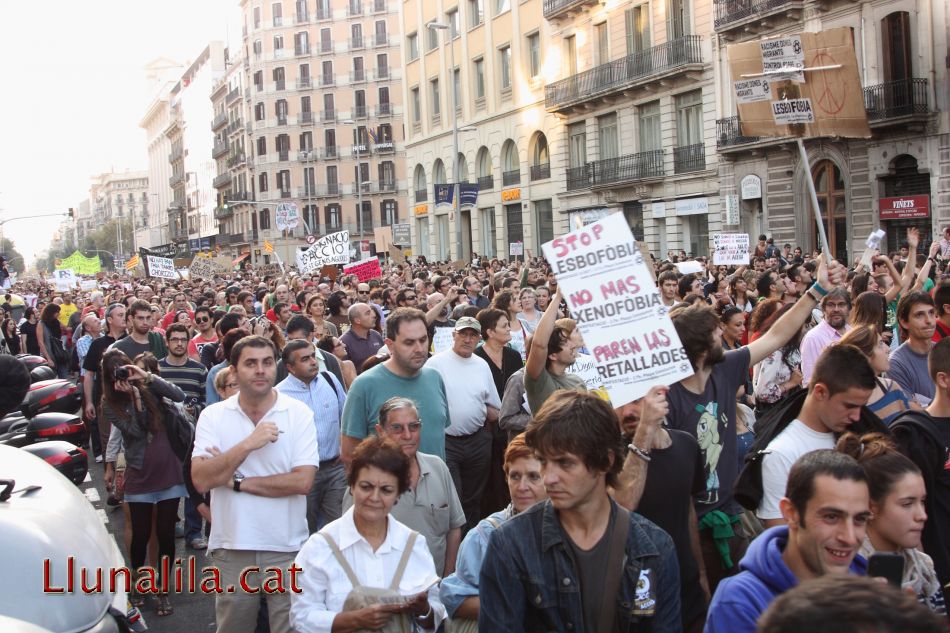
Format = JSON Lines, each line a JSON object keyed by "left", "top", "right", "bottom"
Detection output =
{"left": 113, "top": 367, "right": 130, "bottom": 381}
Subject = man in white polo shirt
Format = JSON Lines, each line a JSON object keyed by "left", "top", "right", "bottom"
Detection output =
{"left": 192, "top": 335, "right": 319, "bottom": 633}
{"left": 425, "top": 316, "right": 501, "bottom": 531}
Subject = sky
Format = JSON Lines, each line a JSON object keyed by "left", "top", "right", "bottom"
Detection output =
{"left": 0, "top": 0, "right": 242, "bottom": 265}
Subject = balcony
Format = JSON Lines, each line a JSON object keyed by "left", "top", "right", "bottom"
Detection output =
{"left": 226, "top": 119, "right": 243, "bottom": 134}
{"left": 566, "top": 166, "right": 590, "bottom": 191}
{"left": 715, "top": 116, "right": 761, "bottom": 150}
{"left": 593, "top": 150, "right": 664, "bottom": 187}
{"left": 376, "top": 103, "right": 393, "bottom": 117}
{"left": 168, "top": 147, "right": 183, "bottom": 162}
{"left": 212, "top": 173, "right": 233, "bottom": 189}
{"left": 227, "top": 153, "right": 247, "bottom": 168}
{"left": 714, "top": 0, "right": 803, "bottom": 38}
{"left": 502, "top": 169, "right": 521, "bottom": 186}
{"left": 295, "top": 111, "right": 312, "bottom": 125}
{"left": 530, "top": 163, "right": 551, "bottom": 181}
{"left": 347, "top": 2, "right": 363, "bottom": 16}
{"left": 351, "top": 69, "right": 367, "bottom": 84}
{"left": 864, "top": 78, "right": 931, "bottom": 129}
{"left": 297, "top": 77, "right": 312, "bottom": 89}
{"left": 277, "top": 115, "right": 288, "bottom": 126}
{"left": 349, "top": 37, "right": 365, "bottom": 50}
{"left": 212, "top": 112, "right": 228, "bottom": 131}
{"left": 353, "top": 105, "right": 368, "bottom": 119}
{"left": 379, "top": 179, "right": 397, "bottom": 192}
{"left": 273, "top": 16, "right": 283, "bottom": 26}
{"left": 318, "top": 74, "right": 335, "bottom": 87}
{"left": 373, "top": 141, "right": 395, "bottom": 153}
{"left": 214, "top": 205, "right": 234, "bottom": 219}
{"left": 477, "top": 175, "right": 494, "bottom": 191}
{"left": 545, "top": 36, "right": 703, "bottom": 113}
{"left": 226, "top": 87, "right": 241, "bottom": 104}
{"left": 295, "top": 44, "right": 310, "bottom": 56}
{"left": 295, "top": 11, "right": 309, "bottom": 23}
{"left": 373, "top": 34, "right": 389, "bottom": 47}
{"left": 673, "top": 143, "right": 706, "bottom": 174}
{"left": 373, "top": 0, "right": 387, "bottom": 12}
{"left": 320, "top": 109, "right": 337, "bottom": 123}
{"left": 275, "top": 80, "right": 286, "bottom": 91}
{"left": 169, "top": 174, "right": 187, "bottom": 188}
{"left": 318, "top": 41, "right": 333, "bottom": 54}
{"left": 542, "top": 0, "right": 598, "bottom": 20}
{"left": 321, "top": 145, "right": 339, "bottom": 159}
{"left": 316, "top": 6, "right": 332, "bottom": 20}
{"left": 415, "top": 189, "right": 428, "bottom": 202}
{"left": 374, "top": 67, "right": 391, "bottom": 80}
{"left": 298, "top": 150, "right": 318, "bottom": 161}
{"left": 352, "top": 143, "right": 370, "bottom": 155}
{"left": 278, "top": 150, "right": 290, "bottom": 162}
{"left": 212, "top": 141, "right": 229, "bottom": 158}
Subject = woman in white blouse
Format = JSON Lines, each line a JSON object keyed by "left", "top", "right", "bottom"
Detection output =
{"left": 290, "top": 436, "right": 446, "bottom": 633}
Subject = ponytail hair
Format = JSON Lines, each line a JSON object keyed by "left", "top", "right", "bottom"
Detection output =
{"left": 835, "top": 432, "right": 921, "bottom": 503}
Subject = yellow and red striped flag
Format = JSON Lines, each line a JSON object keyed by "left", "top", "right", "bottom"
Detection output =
{"left": 263, "top": 240, "right": 274, "bottom": 254}
{"left": 125, "top": 254, "right": 140, "bottom": 270}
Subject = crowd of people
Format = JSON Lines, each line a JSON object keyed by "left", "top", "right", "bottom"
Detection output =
{"left": 1, "top": 223, "right": 950, "bottom": 632}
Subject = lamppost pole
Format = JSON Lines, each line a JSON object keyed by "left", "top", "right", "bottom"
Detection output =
{"left": 429, "top": 21, "right": 463, "bottom": 261}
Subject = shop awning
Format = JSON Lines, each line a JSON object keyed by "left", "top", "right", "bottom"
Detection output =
{"left": 232, "top": 252, "right": 251, "bottom": 266}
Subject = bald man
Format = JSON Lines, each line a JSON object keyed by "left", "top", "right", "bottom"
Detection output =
{"left": 339, "top": 302, "right": 385, "bottom": 373}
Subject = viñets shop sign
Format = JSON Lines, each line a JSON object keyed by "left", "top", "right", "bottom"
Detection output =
{"left": 879, "top": 195, "right": 929, "bottom": 220}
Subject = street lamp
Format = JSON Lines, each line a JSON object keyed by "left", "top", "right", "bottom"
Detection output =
{"left": 427, "top": 21, "right": 465, "bottom": 261}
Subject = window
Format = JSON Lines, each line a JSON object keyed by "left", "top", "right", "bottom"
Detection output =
{"left": 381, "top": 200, "right": 397, "bottom": 226}
{"left": 427, "top": 26, "right": 439, "bottom": 51}
{"left": 473, "top": 58, "right": 485, "bottom": 99}
{"left": 274, "top": 34, "right": 284, "bottom": 52}
{"left": 253, "top": 70, "right": 263, "bottom": 90}
{"left": 260, "top": 208, "right": 271, "bottom": 229}
{"left": 411, "top": 86, "right": 421, "bottom": 123}
{"left": 526, "top": 32, "right": 541, "bottom": 78}
{"left": 625, "top": 5, "right": 651, "bottom": 54}
{"left": 638, "top": 100, "right": 661, "bottom": 151}
{"left": 447, "top": 9, "right": 460, "bottom": 38}
{"left": 323, "top": 93, "right": 335, "bottom": 115}
{"left": 258, "top": 173, "right": 269, "bottom": 192}
{"left": 433, "top": 159, "right": 446, "bottom": 184}
{"left": 667, "top": 0, "right": 688, "bottom": 38}
{"left": 675, "top": 90, "right": 702, "bottom": 147}
{"left": 253, "top": 6, "right": 261, "bottom": 28}
{"left": 254, "top": 102, "right": 265, "bottom": 121}
{"left": 299, "top": 63, "right": 310, "bottom": 84}
{"left": 598, "top": 113, "right": 619, "bottom": 160}
{"left": 430, "top": 78, "right": 441, "bottom": 118}
{"left": 468, "top": 0, "right": 483, "bottom": 27}
{"left": 565, "top": 35, "right": 577, "bottom": 75}
{"left": 453, "top": 67, "right": 461, "bottom": 111}
{"left": 379, "top": 86, "right": 390, "bottom": 106}
{"left": 294, "top": 31, "right": 309, "bottom": 54}
{"left": 253, "top": 40, "right": 263, "bottom": 56}
{"left": 407, "top": 33, "right": 418, "bottom": 60}
{"left": 276, "top": 99, "right": 289, "bottom": 123}
{"left": 495, "top": 0, "right": 509, "bottom": 15}
{"left": 568, "top": 122, "right": 586, "bottom": 167}
{"left": 326, "top": 204, "right": 341, "bottom": 229}
{"left": 273, "top": 67, "right": 286, "bottom": 90}
{"left": 325, "top": 129, "right": 336, "bottom": 149}
{"left": 257, "top": 136, "right": 267, "bottom": 157}
{"left": 351, "top": 23, "right": 364, "bottom": 47}
{"left": 277, "top": 170, "right": 291, "bottom": 194}
{"left": 499, "top": 45, "right": 511, "bottom": 91}
{"left": 379, "top": 161, "right": 396, "bottom": 185}
{"left": 881, "top": 12, "right": 912, "bottom": 81}
{"left": 594, "top": 22, "right": 608, "bottom": 65}
{"left": 320, "top": 28, "right": 332, "bottom": 52}
{"left": 272, "top": 2, "right": 283, "bottom": 26}
{"left": 300, "top": 131, "right": 313, "bottom": 151}
{"left": 326, "top": 165, "right": 339, "bottom": 187}
{"left": 686, "top": 214, "right": 709, "bottom": 257}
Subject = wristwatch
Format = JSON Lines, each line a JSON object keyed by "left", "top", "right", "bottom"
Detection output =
{"left": 232, "top": 471, "right": 245, "bottom": 492}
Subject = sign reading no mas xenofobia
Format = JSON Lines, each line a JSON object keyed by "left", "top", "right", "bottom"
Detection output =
{"left": 541, "top": 213, "right": 693, "bottom": 406}
{"left": 296, "top": 230, "right": 350, "bottom": 274}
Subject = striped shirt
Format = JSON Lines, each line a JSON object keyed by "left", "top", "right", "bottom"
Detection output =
{"left": 158, "top": 358, "right": 208, "bottom": 409}
{"left": 276, "top": 372, "right": 346, "bottom": 462}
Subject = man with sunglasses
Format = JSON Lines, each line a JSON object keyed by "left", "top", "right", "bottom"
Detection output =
{"left": 188, "top": 306, "right": 218, "bottom": 362}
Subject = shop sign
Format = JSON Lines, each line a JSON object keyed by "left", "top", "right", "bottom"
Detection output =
{"left": 413, "top": 204, "right": 428, "bottom": 216}
{"left": 879, "top": 195, "right": 929, "bottom": 220}
{"left": 740, "top": 175, "right": 762, "bottom": 200}
{"left": 675, "top": 197, "right": 709, "bottom": 216}
{"left": 502, "top": 188, "right": 521, "bottom": 202}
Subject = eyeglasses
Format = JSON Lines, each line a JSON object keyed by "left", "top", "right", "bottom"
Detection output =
{"left": 224, "top": 382, "right": 239, "bottom": 390}
{"left": 195, "top": 317, "right": 210, "bottom": 323}
{"left": 405, "top": 295, "right": 416, "bottom": 301}
{"left": 507, "top": 472, "right": 542, "bottom": 484}
{"left": 386, "top": 421, "right": 422, "bottom": 433}
{"left": 168, "top": 337, "right": 189, "bottom": 344}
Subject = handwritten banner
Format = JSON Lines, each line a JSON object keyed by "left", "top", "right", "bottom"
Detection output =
{"left": 343, "top": 257, "right": 383, "bottom": 282}
{"left": 712, "top": 233, "right": 750, "bottom": 266}
{"left": 146, "top": 255, "right": 178, "bottom": 280}
{"left": 189, "top": 255, "right": 228, "bottom": 280}
{"left": 296, "top": 230, "right": 350, "bottom": 274}
{"left": 542, "top": 213, "right": 693, "bottom": 406}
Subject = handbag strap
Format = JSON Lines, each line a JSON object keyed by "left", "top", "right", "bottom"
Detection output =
{"left": 389, "top": 531, "right": 418, "bottom": 590}
{"left": 597, "top": 505, "right": 630, "bottom": 633}
{"left": 320, "top": 533, "right": 362, "bottom": 589}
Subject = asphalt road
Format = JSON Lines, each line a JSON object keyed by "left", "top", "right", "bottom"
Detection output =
{"left": 80, "top": 454, "right": 217, "bottom": 633}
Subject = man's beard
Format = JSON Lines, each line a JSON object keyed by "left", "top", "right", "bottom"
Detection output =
{"left": 705, "top": 344, "right": 726, "bottom": 367}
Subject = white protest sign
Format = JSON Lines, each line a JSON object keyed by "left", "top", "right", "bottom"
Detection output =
{"left": 771, "top": 98, "right": 814, "bottom": 125}
{"left": 431, "top": 326, "right": 454, "bottom": 354}
{"left": 276, "top": 202, "right": 300, "bottom": 230}
{"left": 542, "top": 213, "right": 693, "bottom": 406}
{"left": 760, "top": 36, "right": 804, "bottom": 82}
{"left": 568, "top": 353, "right": 605, "bottom": 391}
{"left": 734, "top": 78, "right": 771, "bottom": 104}
{"left": 509, "top": 242, "right": 524, "bottom": 256}
{"left": 80, "top": 280, "right": 99, "bottom": 291}
{"left": 712, "top": 233, "right": 751, "bottom": 266}
{"left": 674, "top": 260, "right": 705, "bottom": 275}
{"left": 51, "top": 269, "right": 76, "bottom": 292}
{"left": 296, "top": 230, "right": 350, "bottom": 274}
{"left": 189, "top": 255, "right": 227, "bottom": 280}
{"left": 146, "top": 255, "right": 178, "bottom": 279}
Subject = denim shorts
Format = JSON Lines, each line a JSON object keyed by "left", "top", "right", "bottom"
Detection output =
{"left": 124, "top": 483, "right": 188, "bottom": 504}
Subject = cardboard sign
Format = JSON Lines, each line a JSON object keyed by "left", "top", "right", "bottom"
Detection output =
{"left": 388, "top": 244, "right": 406, "bottom": 264}
{"left": 146, "top": 255, "right": 178, "bottom": 279}
{"left": 542, "top": 213, "right": 693, "bottom": 406}
{"left": 727, "top": 28, "right": 871, "bottom": 139}
{"left": 276, "top": 202, "right": 300, "bottom": 230}
{"left": 713, "top": 233, "right": 751, "bottom": 266}
{"left": 374, "top": 226, "right": 393, "bottom": 254}
{"left": 343, "top": 257, "right": 383, "bottom": 282}
{"left": 189, "top": 255, "right": 227, "bottom": 280}
{"left": 431, "top": 326, "right": 454, "bottom": 354}
{"left": 296, "top": 230, "right": 350, "bottom": 274}
{"left": 320, "top": 265, "right": 339, "bottom": 282}
{"left": 879, "top": 195, "right": 929, "bottom": 220}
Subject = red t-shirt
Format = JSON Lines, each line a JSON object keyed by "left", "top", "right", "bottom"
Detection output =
{"left": 934, "top": 320, "right": 950, "bottom": 342}
{"left": 188, "top": 332, "right": 218, "bottom": 359}
{"left": 161, "top": 309, "right": 194, "bottom": 330}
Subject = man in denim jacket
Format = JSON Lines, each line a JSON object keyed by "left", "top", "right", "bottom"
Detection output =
{"left": 480, "top": 390, "right": 682, "bottom": 633}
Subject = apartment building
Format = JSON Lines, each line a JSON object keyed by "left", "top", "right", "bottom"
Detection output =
{"left": 89, "top": 171, "right": 150, "bottom": 259}
{"left": 714, "top": 0, "right": 950, "bottom": 260}
{"left": 403, "top": 0, "right": 563, "bottom": 261}
{"left": 543, "top": 0, "right": 720, "bottom": 258}
{"left": 74, "top": 200, "right": 93, "bottom": 247}
{"left": 211, "top": 47, "right": 255, "bottom": 262}
{"left": 238, "top": 0, "right": 408, "bottom": 265}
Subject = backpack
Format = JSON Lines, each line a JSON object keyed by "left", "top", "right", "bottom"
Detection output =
{"left": 318, "top": 371, "right": 339, "bottom": 399}
{"left": 733, "top": 388, "right": 889, "bottom": 512}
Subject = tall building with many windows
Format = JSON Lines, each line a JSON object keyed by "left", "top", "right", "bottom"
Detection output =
{"left": 543, "top": 0, "right": 720, "bottom": 258}
{"left": 239, "top": 0, "right": 407, "bottom": 265}
{"left": 88, "top": 171, "right": 150, "bottom": 259}
{"left": 403, "top": 0, "right": 564, "bottom": 260}
{"left": 713, "top": 0, "right": 949, "bottom": 259}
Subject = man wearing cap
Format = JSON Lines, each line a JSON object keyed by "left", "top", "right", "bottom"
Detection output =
{"left": 425, "top": 316, "right": 502, "bottom": 532}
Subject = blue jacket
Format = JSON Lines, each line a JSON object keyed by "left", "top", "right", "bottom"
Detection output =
{"left": 704, "top": 526, "right": 867, "bottom": 633}
{"left": 479, "top": 499, "right": 681, "bottom": 633}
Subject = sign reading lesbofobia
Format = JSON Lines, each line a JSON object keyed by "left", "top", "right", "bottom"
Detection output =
{"left": 296, "top": 230, "right": 350, "bottom": 274}
{"left": 727, "top": 28, "right": 870, "bottom": 139}
{"left": 542, "top": 213, "right": 693, "bottom": 406}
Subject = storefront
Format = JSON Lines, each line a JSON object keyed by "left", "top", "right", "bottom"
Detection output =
{"left": 879, "top": 155, "right": 931, "bottom": 254}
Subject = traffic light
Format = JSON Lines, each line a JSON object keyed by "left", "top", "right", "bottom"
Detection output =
{"left": 67, "top": 208, "right": 75, "bottom": 220}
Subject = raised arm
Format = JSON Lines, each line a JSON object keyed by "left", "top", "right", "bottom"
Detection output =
{"left": 525, "top": 287, "right": 562, "bottom": 380}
